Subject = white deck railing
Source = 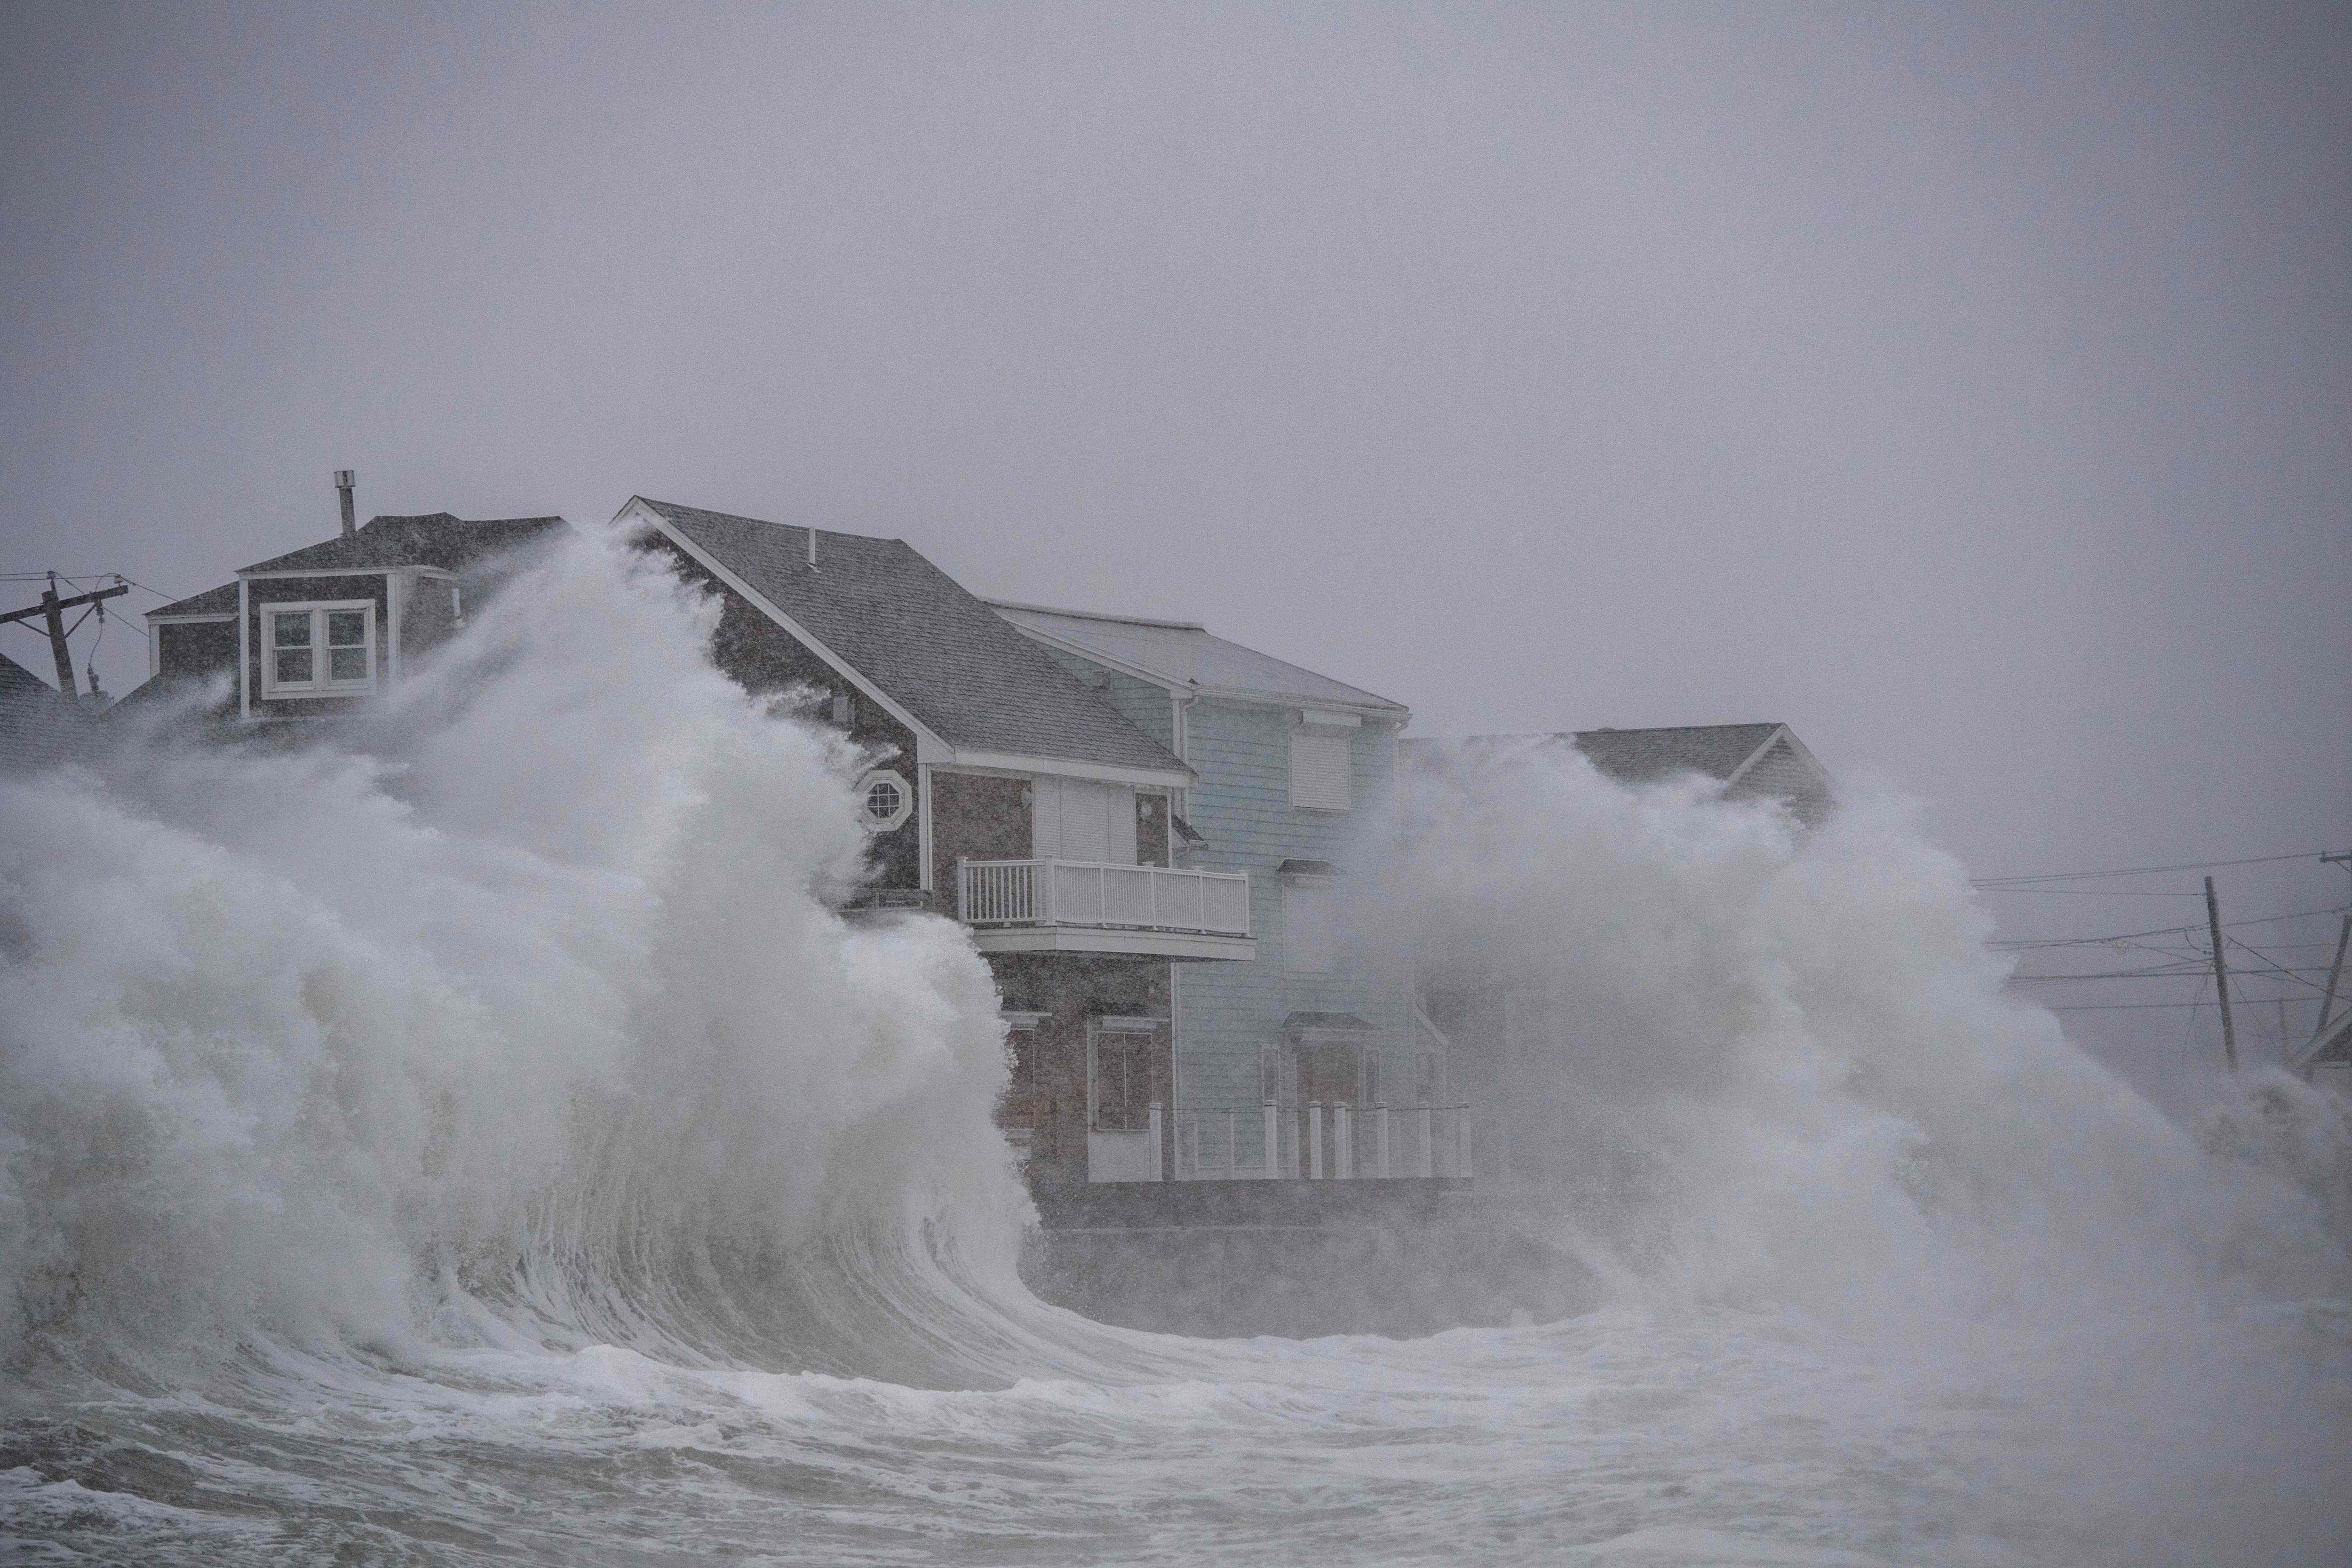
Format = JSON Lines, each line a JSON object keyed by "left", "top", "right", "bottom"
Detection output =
{"left": 958, "top": 858, "right": 1250, "bottom": 936}
{"left": 1170, "top": 1104, "right": 1474, "bottom": 1181}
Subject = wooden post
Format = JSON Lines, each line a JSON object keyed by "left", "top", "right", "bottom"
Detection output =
{"left": 2205, "top": 876, "right": 2237, "bottom": 1074}
{"left": 1263, "top": 1102, "right": 1279, "bottom": 1180}
{"left": 39, "top": 580, "right": 75, "bottom": 696}
{"left": 0, "top": 578, "right": 128, "bottom": 700}
{"left": 1376, "top": 1106, "right": 1391, "bottom": 1178}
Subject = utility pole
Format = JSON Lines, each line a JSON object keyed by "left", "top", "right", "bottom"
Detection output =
{"left": 2314, "top": 913, "right": 2350, "bottom": 1046}
{"left": 2204, "top": 875, "right": 2237, "bottom": 1074}
{"left": 0, "top": 576, "right": 129, "bottom": 700}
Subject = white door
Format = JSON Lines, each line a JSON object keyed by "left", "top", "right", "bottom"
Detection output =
{"left": 1033, "top": 777, "right": 1136, "bottom": 864}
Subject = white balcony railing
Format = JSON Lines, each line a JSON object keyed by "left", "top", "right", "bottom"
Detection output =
{"left": 958, "top": 858, "right": 1250, "bottom": 937}
{"left": 1170, "top": 1103, "right": 1475, "bottom": 1181}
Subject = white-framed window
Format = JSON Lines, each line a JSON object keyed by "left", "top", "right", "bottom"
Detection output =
{"left": 857, "top": 769, "right": 914, "bottom": 832}
{"left": 260, "top": 600, "right": 376, "bottom": 698}
{"left": 1289, "top": 729, "right": 1351, "bottom": 811}
{"left": 1089, "top": 1017, "right": 1160, "bottom": 1133}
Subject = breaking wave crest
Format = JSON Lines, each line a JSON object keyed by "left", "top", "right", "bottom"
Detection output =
{"left": 0, "top": 529, "right": 1130, "bottom": 1396}
{"left": 1392, "top": 748, "right": 2352, "bottom": 1328}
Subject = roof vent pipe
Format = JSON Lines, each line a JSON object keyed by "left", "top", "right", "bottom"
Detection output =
{"left": 807, "top": 525, "right": 818, "bottom": 570}
{"left": 333, "top": 469, "right": 357, "bottom": 538}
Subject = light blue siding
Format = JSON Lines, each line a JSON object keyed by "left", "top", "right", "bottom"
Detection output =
{"left": 1020, "top": 645, "right": 1416, "bottom": 1123}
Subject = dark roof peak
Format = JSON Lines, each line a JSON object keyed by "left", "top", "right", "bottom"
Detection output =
{"left": 238, "top": 511, "right": 566, "bottom": 574}
{"left": 632, "top": 498, "right": 1187, "bottom": 778}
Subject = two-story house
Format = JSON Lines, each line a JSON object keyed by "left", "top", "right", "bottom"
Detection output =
{"left": 135, "top": 473, "right": 566, "bottom": 721}
{"left": 988, "top": 601, "right": 1463, "bottom": 1187}
{"left": 617, "top": 498, "right": 1261, "bottom": 1195}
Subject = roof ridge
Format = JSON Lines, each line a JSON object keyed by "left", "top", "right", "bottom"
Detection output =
{"left": 985, "top": 597, "right": 1208, "bottom": 633}
{"left": 633, "top": 497, "right": 903, "bottom": 547}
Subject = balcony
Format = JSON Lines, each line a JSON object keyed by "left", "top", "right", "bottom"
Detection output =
{"left": 957, "top": 858, "right": 1255, "bottom": 961}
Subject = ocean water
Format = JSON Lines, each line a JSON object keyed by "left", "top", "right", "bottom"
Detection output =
{"left": 2, "top": 530, "right": 2345, "bottom": 1565}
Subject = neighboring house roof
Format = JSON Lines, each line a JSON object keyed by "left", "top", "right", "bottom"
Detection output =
{"left": 0, "top": 652, "right": 93, "bottom": 769}
{"left": 1401, "top": 723, "right": 1833, "bottom": 824}
{"left": 1568, "top": 724, "right": 1787, "bottom": 787}
{"left": 147, "top": 582, "right": 240, "bottom": 620}
{"left": 988, "top": 600, "right": 1409, "bottom": 717}
{"left": 2294, "top": 1006, "right": 2352, "bottom": 1077}
{"left": 239, "top": 513, "right": 566, "bottom": 574}
{"left": 625, "top": 499, "right": 1191, "bottom": 782}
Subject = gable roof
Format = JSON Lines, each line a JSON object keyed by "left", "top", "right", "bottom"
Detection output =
{"left": 626, "top": 499, "right": 1191, "bottom": 782}
{"left": 239, "top": 513, "right": 566, "bottom": 575}
{"left": 988, "top": 600, "right": 1408, "bottom": 716}
{"left": 1401, "top": 723, "right": 1833, "bottom": 823}
{"left": 147, "top": 582, "right": 240, "bottom": 620}
{"left": 0, "top": 651, "right": 94, "bottom": 769}
{"left": 2296, "top": 1006, "right": 2352, "bottom": 1076}
{"left": 1569, "top": 724, "right": 1788, "bottom": 786}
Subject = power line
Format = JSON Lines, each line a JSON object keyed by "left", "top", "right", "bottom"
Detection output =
{"left": 1989, "top": 906, "right": 2352, "bottom": 950}
{"left": 1971, "top": 850, "right": 2335, "bottom": 887}
{"left": 1975, "top": 888, "right": 2212, "bottom": 898}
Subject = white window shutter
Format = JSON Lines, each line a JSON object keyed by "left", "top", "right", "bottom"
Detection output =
{"left": 1289, "top": 731, "right": 1351, "bottom": 811}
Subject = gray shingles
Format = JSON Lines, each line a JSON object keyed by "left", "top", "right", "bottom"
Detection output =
{"left": 147, "top": 582, "right": 240, "bottom": 618}
{"left": 240, "top": 513, "right": 566, "bottom": 574}
{"left": 990, "top": 601, "right": 1407, "bottom": 714}
{"left": 1568, "top": 724, "right": 1785, "bottom": 786}
{"left": 0, "top": 652, "right": 94, "bottom": 769}
{"left": 637, "top": 499, "right": 1189, "bottom": 777}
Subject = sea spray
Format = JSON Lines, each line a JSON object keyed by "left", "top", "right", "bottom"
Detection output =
{"left": 0, "top": 531, "right": 2343, "bottom": 1561}
{"left": 0, "top": 526, "right": 1053, "bottom": 1390}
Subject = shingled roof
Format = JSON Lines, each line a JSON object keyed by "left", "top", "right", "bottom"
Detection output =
{"left": 627, "top": 499, "right": 1190, "bottom": 780}
{"left": 240, "top": 513, "right": 566, "bottom": 574}
{"left": 0, "top": 652, "right": 94, "bottom": 770}
{"left": 1401, "top": 723, "right": 1833, "bottom": 824}
{"left": 1568, "top": 724, "right": 1786, "bottom": 786}
{"left": 147, "top": 582, "right": 240, "bottom": 619}
{"left": 988, "top": 600, "right": 1408, "bottom": 716}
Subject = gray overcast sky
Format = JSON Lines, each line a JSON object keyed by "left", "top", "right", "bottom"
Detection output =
{"left": 4, "top": 3, "right": 2346, "bottom": 1096}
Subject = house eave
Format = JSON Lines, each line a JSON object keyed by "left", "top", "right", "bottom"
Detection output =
{"left": 618, "top": 495, "right": 953, "bottom": 763}
{"left": 966, "top": 927, "right": 1256, "bottom": 962}
{"left": 947, "top": 748, "right": 1193, "bottom": 791}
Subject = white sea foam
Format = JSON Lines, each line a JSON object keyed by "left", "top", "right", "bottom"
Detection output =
{"left": 1, "top": 527, "right": 2344, "bottom": 1563}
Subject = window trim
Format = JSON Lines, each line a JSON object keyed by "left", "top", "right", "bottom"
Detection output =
{"left": 856, "top": 768, "right": 914, "bottom": 832}
{"left": 258, "top": 599, "right": 377, "bottom": 700}
{"left": 1089, "top": 1018, "right": 1158, "bottom": 1134}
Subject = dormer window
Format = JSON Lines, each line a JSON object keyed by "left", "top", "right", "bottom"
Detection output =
{"left": 858, "top": 768, "right": 913, "bottom": 831}
{"left": 262, "top": 601, "right": 375, "bottom": 698}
